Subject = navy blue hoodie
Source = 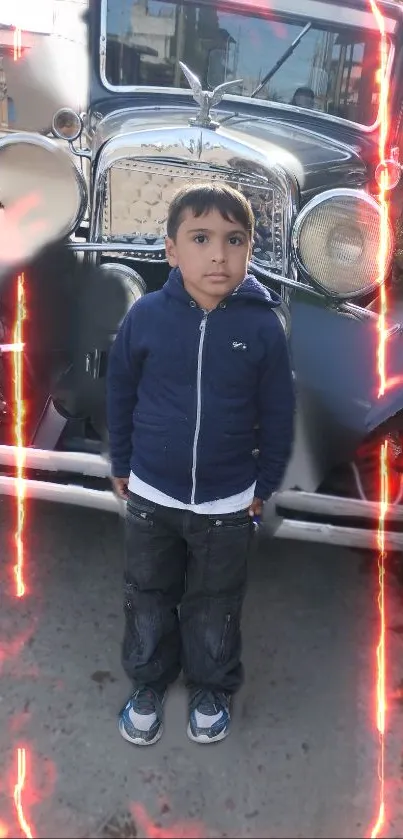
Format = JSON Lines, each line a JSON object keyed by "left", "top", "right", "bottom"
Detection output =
{"left": 106, "top": 268, "right": 295, "bottom": 503}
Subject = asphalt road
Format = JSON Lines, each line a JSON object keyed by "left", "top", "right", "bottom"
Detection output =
{"left": 1, "top": 497, "right": 403, "bottom": 839}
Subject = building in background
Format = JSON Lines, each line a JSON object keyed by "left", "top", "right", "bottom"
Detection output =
{"left": 0, "top": 0, "right": 88, "bottom": 133}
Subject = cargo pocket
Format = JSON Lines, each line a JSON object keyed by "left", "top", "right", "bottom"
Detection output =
{"left": 219, "top": 613, "right": 233, "bottom": 662}
{"left": 126, "top": 493, "right": 156, "bottom": 528}
{"left": 205, "top": 510, "right": 251, "bottom": 596}
{"left": 123, "top": 580, "right": 144, "bottom": 657}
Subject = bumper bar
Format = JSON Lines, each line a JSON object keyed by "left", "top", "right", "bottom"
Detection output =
{"left": 0, "top": 473, "right": 401, "bottom": 549}
{"left": 275, "top": 518, "right": 403, "bottom": 550}
{"left": 0, "top": 446, "right": 402, "bottom": 515}
{"left": 1, "top": 447, "right": 403, "bottom": 548}
{"left": 0, "top": 445, "right": 111, "bottom": 477}
{"left": 0, "top": 474, "right": 121, "bottom": 514}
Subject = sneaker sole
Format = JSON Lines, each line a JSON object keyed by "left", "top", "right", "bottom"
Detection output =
{"left": 118, "top": 719, "right": 163, "bottom": 746}
{"left": 186, "top": 722, "right": 229, "bottom": 744}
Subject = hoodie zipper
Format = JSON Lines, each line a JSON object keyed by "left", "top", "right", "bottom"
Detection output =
{"left": 191, "top": 311, "right": 208, "bottom": 504}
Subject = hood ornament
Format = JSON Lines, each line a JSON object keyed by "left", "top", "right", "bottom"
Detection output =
{"left": 179, "top": 62, "right": 243, "bottom": 130}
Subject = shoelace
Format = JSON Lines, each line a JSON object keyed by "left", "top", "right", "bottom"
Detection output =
{"left": 189, "top": 689, "right": 228, "bottom": 716}
{"left": 132, "top": 687, "right": 164, "bottom": 720}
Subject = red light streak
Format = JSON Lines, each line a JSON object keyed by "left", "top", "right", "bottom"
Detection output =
{"left": 132, "top": 803, "right": 207, "bottom": 838}
{"left": 13, "top": 748, "right": 33, "bottom": 839}
{"left": 368, "top": 1, "right": 390, "bottom": 837}
{"left": 12, "top": 273, "right": 26, "bottom": 597}
{"left": 13, "top": 27, "right": 22, "bottom": 62}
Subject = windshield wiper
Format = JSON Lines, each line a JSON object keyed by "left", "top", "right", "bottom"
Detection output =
{"left": 251, "top": 21, "right": 312, "bottom": 98}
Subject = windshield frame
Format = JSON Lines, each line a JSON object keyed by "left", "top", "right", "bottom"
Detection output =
{"left": 99, "top": 0, "right": 396, "bottom": 134}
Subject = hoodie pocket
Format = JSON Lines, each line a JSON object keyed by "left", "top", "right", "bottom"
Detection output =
{"left": 132, "top": 414, "right": 167, "bottom": 473}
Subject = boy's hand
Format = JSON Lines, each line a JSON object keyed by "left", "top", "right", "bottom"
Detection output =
{"left": 112, "top": 476, "right": 129, "bottom": 499}
{"left": 248, "top": 497, "right": 263, "bottom": 520}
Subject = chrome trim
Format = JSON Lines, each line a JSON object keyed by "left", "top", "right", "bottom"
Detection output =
{"left": 69, "top": 144, "right": 91, "bottom": 160}
{"left": 274, "top": 518, "right": 403, "bottom": 551}
{"left": 52, "top": 108, "right": 83, "bottom": 142}
{"left": 0, "top": 132, "right": 88, "bottom": 252}
{"left": 179, "top": 62, "right": 243, "bottom": 129}
{"left": 1, "top": 471, "right": 402, "bottom": 546}
{"left": 0, "top": 474, "right": 120, "bottom": 514}
{"left": 68, "top": 240, "right": 397, "bottom": 326}
{"left": 99, "top": 0, "right": 395, "bottom": 135}
{"left": 89, "top": 124, "right": 297, "bottom": 274}
{"left": 98, "top": 262, "right": 147, "bottom": 296}
{"left": 0, "top": 446, "right": 111, "bottom": 477}
{"left": 70, "top": 163, "right": 88, "bottom": 235}
{"left": 386, "top": 322, "right": 403, "bottom": 338}
{"left": 291, "top": 187, "right": 394, "bottom": 300}
{"left": 68, "top": 241, "right": 165, "bottom": 254}
{"left": 277, "top": 488, "right": 403, "bottom": 522}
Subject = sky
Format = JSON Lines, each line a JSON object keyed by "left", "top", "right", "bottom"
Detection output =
{"left": 0, "top": 0, "right": 54, "bottom": 33}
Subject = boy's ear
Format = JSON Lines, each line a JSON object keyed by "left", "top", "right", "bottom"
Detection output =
{"left": 165, "top": 236, "right": 178, "bottom": 267}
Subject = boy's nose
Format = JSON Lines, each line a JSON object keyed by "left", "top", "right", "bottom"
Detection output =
{"left": 212, "top": 248, "right": 226, "bottom": 263}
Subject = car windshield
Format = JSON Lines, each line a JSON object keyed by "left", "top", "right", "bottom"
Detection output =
{"left": 104, "top": 0, "right": 392, "bottom": 127}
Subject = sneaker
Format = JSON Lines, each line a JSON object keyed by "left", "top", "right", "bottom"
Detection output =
{"left": 118, "top": 686, "right": 165, "bottom": 746}
{"left": 187, "top": 689, "right": 231, "bottom": 744}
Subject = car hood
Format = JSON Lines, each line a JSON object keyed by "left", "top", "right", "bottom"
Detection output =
{"left": 91, "top": 103, "right": 369, "bottom": 200}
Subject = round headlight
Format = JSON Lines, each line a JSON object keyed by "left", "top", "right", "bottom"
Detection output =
{"left": 99, "top": 263, "right": 146, "bottom": 326}
{"left": 52, "top": 108, "right": 83, "bottom": 141}
{"left": 292, "top": 189, "right": 394, "bottom": 299}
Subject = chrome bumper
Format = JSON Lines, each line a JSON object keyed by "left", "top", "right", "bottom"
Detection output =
{"left": 0, "top": 446, "right": 402, "bottom": 550}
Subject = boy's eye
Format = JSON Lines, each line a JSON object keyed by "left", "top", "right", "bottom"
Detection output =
{"left": 229, "top": 235, "right": 244, "bottom": 245}
{"left": 194, "top": 234, "right": 208, "bottom": 243}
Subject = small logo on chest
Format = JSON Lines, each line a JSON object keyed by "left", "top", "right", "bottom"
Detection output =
{"left": 231, "top": 340, "right": 248, "bottom": 351}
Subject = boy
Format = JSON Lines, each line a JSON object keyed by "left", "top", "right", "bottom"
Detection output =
{"left": 106, "top": 183, "right": 295, "bottom": 746}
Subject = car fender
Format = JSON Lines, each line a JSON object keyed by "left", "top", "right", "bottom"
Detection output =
{"left": 365, "top": 388, "right": 403, "bottom": 434}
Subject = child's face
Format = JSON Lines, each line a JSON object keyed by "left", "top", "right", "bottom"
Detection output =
{"left": 165, "top": 208, "right": 251, "bottom": 307}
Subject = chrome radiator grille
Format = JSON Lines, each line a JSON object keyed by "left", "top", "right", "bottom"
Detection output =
{"left": 100, "top": 158, "right": 289, "bottom": 273}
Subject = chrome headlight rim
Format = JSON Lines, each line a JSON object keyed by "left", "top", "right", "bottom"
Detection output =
{"left": 291, "top": 187, "right": 393, "bottom": 301}
{"left": 99, "top": 262, "right": 147, "bottom": 299}
{"left": 0, "top": 132, "right": 88, "bottom": 253}
{"left": 52, "top": 107, "right": 83, "bottom": 142}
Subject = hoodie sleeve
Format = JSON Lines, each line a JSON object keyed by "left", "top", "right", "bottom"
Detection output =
{"left": 255, "top": 315, "right": 295, "bottom": 500}
{"left": 106, "top": 302, "right": 146, "bottom": 477}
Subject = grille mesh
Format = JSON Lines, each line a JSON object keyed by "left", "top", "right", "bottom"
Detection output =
{"left": 102, "top": 159, "right": 287, "bottom": 270}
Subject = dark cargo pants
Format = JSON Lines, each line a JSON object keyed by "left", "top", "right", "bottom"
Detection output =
{"left": 122, "top": 490, "right": 253, "bottom": 695}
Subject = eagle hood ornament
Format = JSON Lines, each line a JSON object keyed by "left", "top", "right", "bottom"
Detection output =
{"left": 179, "top": 62, "right": 243, "bottom": 129}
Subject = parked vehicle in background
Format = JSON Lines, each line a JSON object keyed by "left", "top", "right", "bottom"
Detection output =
{"left": 1, "top": 0, "right": 403, "bottom": 551}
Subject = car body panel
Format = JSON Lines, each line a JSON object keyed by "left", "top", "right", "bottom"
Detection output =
{"left": 1, "top": 0, "right": 403, "bottom": 549}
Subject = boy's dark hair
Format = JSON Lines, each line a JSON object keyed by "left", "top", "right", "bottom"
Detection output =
{"left": 166, "top": 183, "right": 255, "bottom": 241}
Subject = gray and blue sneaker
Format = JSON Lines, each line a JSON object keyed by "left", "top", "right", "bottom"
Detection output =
{"left": 187, "top": 690, "right": 231, "bottom": 744}
{"left": 118, "top": 686, "right": 165, "bottom": 746}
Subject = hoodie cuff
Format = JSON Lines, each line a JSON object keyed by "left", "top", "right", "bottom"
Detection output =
{"left": 254, "top": 481, "right": 274, "bottom": 502}
{"left": 111, "top": 462, "right": 130, "bottom": 478}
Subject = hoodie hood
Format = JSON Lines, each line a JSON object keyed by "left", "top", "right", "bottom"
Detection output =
{"left": 163, "top": 267, "right": 281, "bottom": 309}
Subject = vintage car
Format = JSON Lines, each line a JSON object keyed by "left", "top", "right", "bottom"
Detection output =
{"left": 1, "top": 0, "right": 403, "bottom": 551}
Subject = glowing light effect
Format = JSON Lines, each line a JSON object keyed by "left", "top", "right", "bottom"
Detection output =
{"left": 12, "top": 274, "right": 26, "bottom": 598}
{"left": 13, "top": 26, "right": 22, "bottom": 61}
{"left": 13, "top": 748, "right": 33, "bottom": 839}
{"left": 0, "top": 343, "right": 24, "bottom": 354}
{"left": 368, "top": 1, "right": 390, "bottom": 837}
{"left": 370, "top": 0, "right": 389, "bottom": 400}
{"left": 132, "top": 803, "right": 206, "bottom": 839}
